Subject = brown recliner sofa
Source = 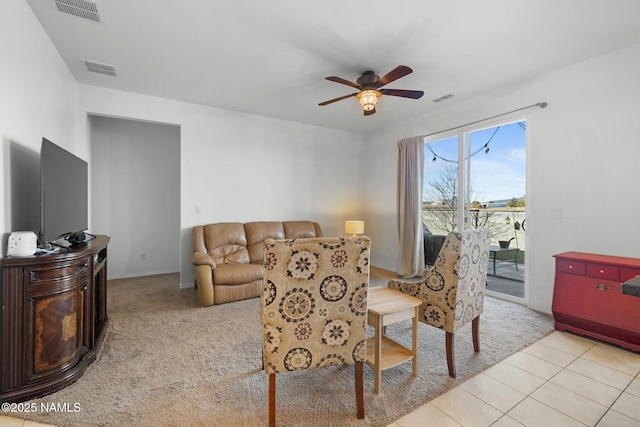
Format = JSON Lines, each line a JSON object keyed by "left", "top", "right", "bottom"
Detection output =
{"left": 191, "top": 221, "right": 323, "bottom": 306}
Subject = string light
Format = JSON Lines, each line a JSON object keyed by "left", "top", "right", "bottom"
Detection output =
{"left": 425, "top": 122, "right": 524, "bottom": 163}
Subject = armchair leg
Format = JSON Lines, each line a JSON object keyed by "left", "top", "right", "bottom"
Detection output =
{"left": 446, "top": 332, "right": 456, "bottom": 378}
{"left": 472, "top": 316, "right": 480, "bottom": 353}
{"left": 355, "top": 361, "right": 364, "bottom": 419}
{"left": 269, "top": 373, "right": 276, "bottom": 427}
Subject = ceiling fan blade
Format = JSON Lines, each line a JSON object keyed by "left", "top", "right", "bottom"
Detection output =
{"left": 380, "top": 89, "right": 424, "bottom": 99}
{"left": 318, "top": 92, "right": 358, "bottom": 106}
{"left": 325, "top": 76, "right": 361, "bottom": 89}
{"left": 375, "top": 65, "right": 413, "bottom": 88}
{"left": 364, "top": 107, "right": 376, "bottom": 116}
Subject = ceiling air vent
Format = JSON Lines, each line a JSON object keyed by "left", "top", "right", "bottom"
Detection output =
{"left": 432, "top": 94, "right": 454, "bottom": 103}
{"left": 82, "top": 59, "right": 117, "bottom": 76}
{"left": 54, "top": 0, "right": 101, "bottom": 23}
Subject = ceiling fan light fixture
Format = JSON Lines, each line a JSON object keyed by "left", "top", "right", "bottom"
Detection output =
{"left": 320, "top": 66, "right": 420, "bottom": 114}
{"left": 356, "top": 89, "right": 381, "bottom": 111}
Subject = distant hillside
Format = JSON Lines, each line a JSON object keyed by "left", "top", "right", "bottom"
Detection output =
{"left": 483, "top": 198, "right": 512, "bottom": 204}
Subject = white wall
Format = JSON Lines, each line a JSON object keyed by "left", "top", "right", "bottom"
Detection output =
{"left": 364, "top": 42, "right": 640, "bottom": 314}
{"left": 76, "top": 85, "right": 366, "bottom": 286}
{"left": 8, "top": 0, "right": 639, "bottom": 313}
{"left": 0, "top": 0, "right": 77, "bottom": 254}
{"left": 90, "top": 116, "right": 181, "bottom": 278}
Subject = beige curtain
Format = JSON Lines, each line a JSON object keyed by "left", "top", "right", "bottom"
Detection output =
{"left": 397, "top": 136, "right": 425, "bottom": 278}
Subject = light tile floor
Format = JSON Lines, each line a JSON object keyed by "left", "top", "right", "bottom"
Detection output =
{"left": 2, "top": 331, "right": 639, "bottom": 427}
{"left": 389, "top": 331, "right": 640, "bottom": 427}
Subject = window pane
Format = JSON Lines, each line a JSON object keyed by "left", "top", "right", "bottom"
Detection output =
{"left": 467, "top": 122, "right": 526, "bottom": 248}
{"left": 423, "top": 136, "right": 458, "bottom": 234}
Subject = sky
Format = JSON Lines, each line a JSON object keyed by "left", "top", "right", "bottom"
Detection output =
{"left": 423, "top": 121, "right": 526, "bottom": 203}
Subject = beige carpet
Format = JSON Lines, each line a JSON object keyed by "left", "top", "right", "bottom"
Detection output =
{"left": 22, "top": 267, "right": 553, "bottom": 427}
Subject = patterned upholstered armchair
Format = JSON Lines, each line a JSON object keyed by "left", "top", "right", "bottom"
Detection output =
{"left": 261, "top": 237, "right": 370, "bottom": 426}
{"left": 389, "top": 228, "right": 491, "bottom": 378}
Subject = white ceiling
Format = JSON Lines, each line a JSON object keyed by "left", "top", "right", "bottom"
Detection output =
{"left": 26, "top": 0, "right": 640, "bottom": 134}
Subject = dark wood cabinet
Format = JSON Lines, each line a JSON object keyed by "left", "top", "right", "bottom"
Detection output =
{"left": 552, "top": 251, "right": 640, "bottom": 352}
{"left": 1, "top": 235, "right": 109, "bottom": 402}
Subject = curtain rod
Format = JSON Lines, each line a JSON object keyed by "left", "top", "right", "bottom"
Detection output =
{"left": 421, "top": 102, "right": 547, "bottom": 138}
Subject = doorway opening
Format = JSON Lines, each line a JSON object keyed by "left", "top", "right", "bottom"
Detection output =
{"left": 89, "top": 115, "right": 181, "bottom": 280}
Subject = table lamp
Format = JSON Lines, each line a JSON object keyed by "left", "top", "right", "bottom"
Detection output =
{"left": 345, "top": 220, "right": 365, "bottom": 238}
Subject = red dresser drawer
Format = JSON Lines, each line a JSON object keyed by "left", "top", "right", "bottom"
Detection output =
{"left": 586, "top": 263, "right": 619, "bottom": 281}
{"left": 554, "top": 276, "right": 620, "bottom": 326}
{"left": 557, "top": 259, "right": 586, "bottom": 275}
{"left": 553, "top": 273, "right": 639, "bottom": 331}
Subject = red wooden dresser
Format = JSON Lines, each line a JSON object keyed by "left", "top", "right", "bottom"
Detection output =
{"left": 552, "top": 251, "right": 640, "bottom": 352}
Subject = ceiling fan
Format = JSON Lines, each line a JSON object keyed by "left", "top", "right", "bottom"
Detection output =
{"left": 319, "top": 65, "right": 424, "bottom": 116}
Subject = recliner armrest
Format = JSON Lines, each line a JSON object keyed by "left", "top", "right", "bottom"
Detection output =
{"left": 191, "top": 251, "right": 216, "bottom": 268}
{"left": 194, "top": 264, "right": 215, "bottom": 307}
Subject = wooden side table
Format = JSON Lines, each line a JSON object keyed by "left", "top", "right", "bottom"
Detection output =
{"left": 366, "top": 286, "right": 422, "bottom": 393}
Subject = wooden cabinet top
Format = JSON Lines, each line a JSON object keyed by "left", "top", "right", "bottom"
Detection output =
{"left": 554, "top": 251, "right": 640, "bottom": 268}
{"left": 2, "top": 235, "right": 110, "bottom": 268}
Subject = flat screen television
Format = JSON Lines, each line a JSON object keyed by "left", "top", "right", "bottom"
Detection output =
{"left": 40, "top": 138, "right": 89, "bottom": 247}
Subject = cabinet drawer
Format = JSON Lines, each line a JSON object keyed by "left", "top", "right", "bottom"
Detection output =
{"left": 27, "top": 258, "right": 90, "bottom": 283}
{"left": 586, "top": 263, "right": 619, "bottom": 281}
{"left": 553, "top": 274, "right": 638, "bottom": 330}
{"left": 557, "top": 259, "right": 586, "bottom": 275}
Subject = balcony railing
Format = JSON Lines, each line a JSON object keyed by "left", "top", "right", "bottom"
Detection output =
{"left": 422, "top": 206, "right": 526, "bottom": 255}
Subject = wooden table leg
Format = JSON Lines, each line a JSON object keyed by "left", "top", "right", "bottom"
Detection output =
{"left": 412, "top": 306, "right": 418, "bottom": 377}
{"left": 374, "top": 314, "right": 382, "bottom": 394}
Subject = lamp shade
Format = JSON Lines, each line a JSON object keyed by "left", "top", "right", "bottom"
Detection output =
{"left": 345, "top": 220, "right": 365, "bottom": 237}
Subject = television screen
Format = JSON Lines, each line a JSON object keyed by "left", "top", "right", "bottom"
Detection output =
{"left": 40, "top": 138, "right": 88, "bottom": 246}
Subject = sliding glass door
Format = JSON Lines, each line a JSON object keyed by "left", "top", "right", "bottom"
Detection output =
{"left": 423, "top": 119, "right": 527, "bottom": 300}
